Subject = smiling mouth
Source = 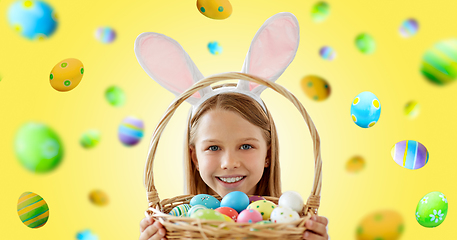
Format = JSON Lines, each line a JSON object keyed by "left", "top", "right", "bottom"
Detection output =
{"left": 216, "top": 176, "right": 246, "bottom": 183}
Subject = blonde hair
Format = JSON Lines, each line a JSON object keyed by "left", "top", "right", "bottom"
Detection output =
{"left": 184, "top": 84, "right": 281, "bottom": 197}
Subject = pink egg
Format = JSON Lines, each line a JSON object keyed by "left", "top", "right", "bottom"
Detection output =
{"left": 215, "top": 206, "right": 239, "bottom": 221}
{"left": 237, "top": 209, "right": 263, "bottom": 223}
{"left": 249, "top": 195, "right": 265, "bottom": 204}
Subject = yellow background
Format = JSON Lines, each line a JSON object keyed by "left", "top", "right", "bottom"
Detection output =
{"left": 0, "top": 0, "right": 455, "bottom": 239}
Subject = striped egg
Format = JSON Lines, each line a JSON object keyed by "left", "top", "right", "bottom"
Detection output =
{"left": 118, "top": 116, "right": 144, "bottom": 146}
{"left": 421, "top": 39, "right": 457, "bottom": 85}
{"left": 17, "top": 192, "right": 49, "bottom": 228}
{"left": 391, "top": 140, "right": 429, "bottom": 170}
{"left": 169, "top": 204, "right": 191, "bottom": 217}
{"left": 404, "top": 101, "right": 420, "bottom": 119}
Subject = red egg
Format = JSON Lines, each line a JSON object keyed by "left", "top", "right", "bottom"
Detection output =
{"left": 215, "top": 206, "right": 239, "bottom": 221}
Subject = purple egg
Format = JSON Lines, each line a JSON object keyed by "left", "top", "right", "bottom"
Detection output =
{"left": 249, "top": 195, "right": 265, "bottom": 204}
{"left": 118, "top": 116, "right": 144, "bottom": 146}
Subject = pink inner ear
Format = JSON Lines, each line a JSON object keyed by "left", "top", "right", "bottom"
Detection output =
{"left": 140, "top": 35, "right": 201, "bottom": 98}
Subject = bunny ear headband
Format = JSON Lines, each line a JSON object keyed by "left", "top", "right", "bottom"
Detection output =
{"left": 134, "top": 12, "right": 300, "bottom": 116}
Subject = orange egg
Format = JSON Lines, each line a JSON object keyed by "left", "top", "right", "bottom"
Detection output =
{"left": 196, "top": 0, "right": 232, "bottom": 20}
{"left": 49, "top": 58, "right": 84, "bottom": 92}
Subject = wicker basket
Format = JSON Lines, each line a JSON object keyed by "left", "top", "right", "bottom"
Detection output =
{"left": 144, "top": 72, "right": 323, "bottom": 239}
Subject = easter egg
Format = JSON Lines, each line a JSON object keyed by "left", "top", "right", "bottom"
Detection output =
{"left": 105, "top": 86, "right": 126, "bottom": 107}
{"left": 351, "top": 91, "right": 381, "bottom": 128}
{"left": 169, "top": 204, "right": 192, "bottom": 217}
{"left": 49, "top": 58, "right": 84, "bottom": 92}
{"left": 190, "top": 194, "right": 221, "bottom": 209}
{"left": 118, "top": 116, "right": 144, "bottom": 146}
{"left": 249, "top": 195, "right": 265, "bottom": 204}
{"left": 76, "top": 229, "right": 98, "bottom": 240}
{"left": 300, "top": 75, "right": 331, "bottom": 101}
{"left": 222, "top": 214, "right": 234, "bottom": 222}
{"left": 188, "top": 205, "right": 208, "bottom": 217}
{"left": 196, "top": 0, "right": 232, "bottom": 20}
{"left": 391, "top": 140, "right": 429, "bottom": 170}
{"left": 237, "top": 209, "right": 263, "bottom": 223}
{"left": 89, "top": 190, "right": 109, "bottom": 206}
{"left": 420, "top": 39, "right": 457, "bottom": 85}
{"left": 355, "top": 33, "right": 376, "bottom": 54}
{"left": 17, "top": 192, "right": 49, "bottom": 228}
{"left": 311, "top": 2, "right": 330, "bottom": 22}
{"left": 251, "top": 220, "right": 273, "bottom": 231}
{"left": 80, "top": 129, "right": 100, "bottom": 149}
{"left": 215, "top": 206, "right": 239, "bottom": 221}
{"left": 247, "top": 200, "right": 276, "bottom": 220}
{"left": 95, "top": 26, "right": 116, "bottom": 44}
{"left": 7, "top": 0, "right": 58, "bottom": 40}
{"left": 319, "top": 46, "right": 336, "bottom": 60}
{"left": 221, "top": 191, "right": 250, "bottom": 213}
{"left": 192, "top": 209, "right": 226, "bottom": 221}
{"left": 404, "top": 100, "right": 420, "bottom": 119}
{"left": 15, "top": 122, "right": 64, "bottom": 173}
{"left": 399, "top": 18, "right": 419, "bottom": 38}
{"left": 278, "top": 191, "right": 303, "bottom": 213}
{"left": 356, "top": 209, "right": 404, "bottom": 240}
{"left": 346, "top": 155, "right": 366, "bottom": 173}
{"left": 208, "top": 41, "right": 223, "bottom": 55}
{"left": 416, "top": 191, "right": 448, "bottom": 228}
{"left": 270, "top": 205, "right": 299, "bottom": 224}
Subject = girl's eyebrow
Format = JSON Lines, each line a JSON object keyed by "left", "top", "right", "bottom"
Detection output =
{"left": 202, "top": 138, "right": 259, "bottom": 143}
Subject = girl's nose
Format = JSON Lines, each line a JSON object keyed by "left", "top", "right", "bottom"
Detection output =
{"left": 221, "top": 151, "right": 240, "bottom": 169}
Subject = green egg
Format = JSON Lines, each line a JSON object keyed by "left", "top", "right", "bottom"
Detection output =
{"left": 420, "top": 39, "right": 457, "bottom": 85}
{"left": 105, "top": 86, "right": 126, "bottom": 107}
{"left": 192, "top": 209, "right": 226, "bottom": 221}
{"left": 14, "top": 122, "right": 64, "bottom": 173}
{"left": 416, "top": 191, "right": 448, "bottom": 228}
{"left": 355, "top": 33, "right": 376, "bottom": 54}
{"left": 17, "top": 192, "right": 49, "bottom": 228}
{"left": 80, "top": 129, "right": 101, "bottom": 149}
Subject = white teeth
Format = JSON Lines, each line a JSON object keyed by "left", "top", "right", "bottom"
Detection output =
{"left": 219, "top": 176, "right": 244, "bottom": 183}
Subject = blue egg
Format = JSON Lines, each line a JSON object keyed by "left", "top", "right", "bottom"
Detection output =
{"left": 207, "top": 41, "right": 223, "bottom": 55}
{"left": 7, "top": 0, "right": 58, "bottom": 40}
{"left": 190, "top": 194, "right": 220, "bottom": 209}
{"left": 350, "top": 91, "right": 381, "bottom": 128}
{"left": 220, "top": 191, "right": 249, "bottom": 213}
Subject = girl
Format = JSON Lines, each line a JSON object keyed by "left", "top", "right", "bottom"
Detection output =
{"left": 135, "top": 12, "right": 329, "bottom": 240}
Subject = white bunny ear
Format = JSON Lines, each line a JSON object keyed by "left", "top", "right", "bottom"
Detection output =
{"left": 238, "top": 12, "right": 300, "bottom": 95}
{"left": 134, "top": 32, "right": 212, "bottom": 105}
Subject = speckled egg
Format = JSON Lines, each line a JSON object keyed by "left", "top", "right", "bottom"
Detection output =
{"left": 49, "top": 58, "right": 84, "bottom": 92}
{"left": 300, "top": 75, "right": 331, "bottom": 101}
{"left": 249, "top": 196, "right": 265, "bottom": 204}
{"left": 391, "top": 140, "right": 429, "bottom": 170}
{"left": 95, "top": 26, "right": 116, "bottom": 44}
{"left": 15, "top": 122, "right": 64, "bottom": 173}
{"left": 247, "top": 200, "right": 276, "bottom": 220}
{"left": 80, "top": 129, "right": 100, "bottom": 149}
{"left": 169, "top": 204, "right": 192, "bottom": 217}
{"left": 187, "top": 205, "right": 208, "bottom": 217}
{"left": 192, "top": 209, "right": 226, "bottom": 221}
{"left": 17, "top": 192, "right": 49, "bottom": 228}
{"left": 346, "top": 155, "right": 366, "bottom": 173}
{"left": 399, "top": 18, "right": 419, "bottom": 38}
{"left": 105, "top": 86, "right": 126, "bottom": 107}
{"left": 278, "top": 191, "right": 304, "bottom": 213}
{"left": 270, "top": 206, "right": 299, "bottom": 224}
{"left": 416, "top": 191, "right": 448, "bottom": 228}
{"left": 76, "top": 229, "right": 98, "bottom": 240}
{"left": 356, "top": 209, "right": 404, "bottom": 240}
{"left": 311, "top": 2, "right": 330, "bottom": 22}
{"left": 237, "top": 209, "right": 263, "bottom": 223}
{"left": 421, "top": 39, "right": 457, "bottom": 85}
{"left": 197, "top": 0, "right": 232, "bottom": 20}
{"left": 355, "top": 33, "right": 376, "bottom": 54}
{"left": 190, "top": 194, "right": 220, "bottom": 209}
{"left": 7, "top": 0, "right": 58, "bottom": 40}
{"left": 89, "top": 190, "right": 109, "bottom": 206}
{"left": 208, "top": 41, "right": 223, "bottom": 55}
{"left": 118, "top": 116, "right": 144, "bottom": 146}
{"left": 221, "top": 191, "right": 250, "bottom": 213}
{"left": 351, "top": 91, "right": 381, "bottom": 128}
{"left": 319, "top": 46, "right": 336, "bottom": 60}
{"left": 215, "top": 206, "right": 238, "bottom": 221}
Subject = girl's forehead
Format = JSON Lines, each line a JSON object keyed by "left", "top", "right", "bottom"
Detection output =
{"left": 196, "top": 110, "right": 263, "bottom": 136}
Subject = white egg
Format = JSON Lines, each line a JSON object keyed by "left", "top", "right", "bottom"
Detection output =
{"left": 270, "top": 205, "right": 300, "bottom": 224}
{"left": 278, "top": 191, "right": 304, "bottom": 212}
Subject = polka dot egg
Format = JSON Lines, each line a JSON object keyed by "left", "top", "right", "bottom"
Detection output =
{"left": 300, "top": 75, "right": 331, "bottom": 101}
{"left": 215, "top": 206, "right": 238, "bottom": 221}
{"left": 49, "top": 58, "right": 84, "bottom": 92}
{"left": 118, "top": 116, "right": 144, "bottom": 146}
{"left": 190, "top": 194, "right": 220, "bottom": 209}
{"left": 356, "top": 209, "right": 404, "bottom": 240}
{"left": 416, "top": 191, "right": 448, "bottom": 228}
{"left": 237, "top": 209, "right": 263, "bottom": 223}
{"left": 76, "top": 229, "right": 98, "bottom": 240}
{"left": 391, "top": 140, "right": 429, "bottom": 170}
{"left": 247, "top": 200, "right": 276, "bottom": 220}
{"left": 208, "top": 41, "right": 223, "bottom": 55}
{"left": 270, "top": 205, "right": 300, "bottom": 224}
{"left": 17, "top": 192, "right": 49, "bottom": 228}
{"left": 196, "top": 0, "right": 232, "bottom": 20}
{"left": 351, "top": 91, "right": 381, "bottom": 128}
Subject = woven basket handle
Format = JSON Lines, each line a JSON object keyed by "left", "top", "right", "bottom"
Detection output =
{"left": 144, "top": 72, "right": 323, "bottom": 215}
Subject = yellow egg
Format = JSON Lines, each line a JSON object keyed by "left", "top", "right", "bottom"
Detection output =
{"left": 346, "top": 155, "right": 365, "bottom": 173}
{"left": 356, "top": 209, "right": 404, "bottom": 240}
{"left": 222, "top": 214, "right": 234, "bottom": 222}
{"left": 49, "top": 58, "right": 84, "bottom": 91}
{"left": 89, "top": 189, "right": 109, "bottom": 206}
{"left": 196, "top": 0, "right": 232, "bottom": 20}
{"left": 247, "top": 200, "right": 276, "bottom": 220}
{"left": 300, "top": 75, "right": 331, "bottom": 101}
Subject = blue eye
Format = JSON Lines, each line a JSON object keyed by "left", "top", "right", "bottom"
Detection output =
{"left": 209, "top": 146, "right": 220, "bottom": 151}
{"left": 241, "top": 144, "right": 252, "bottom": 150}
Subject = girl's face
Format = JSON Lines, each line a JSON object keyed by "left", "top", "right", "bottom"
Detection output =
{"left": 190, "top": 109, "right": 269, "bottom": 197}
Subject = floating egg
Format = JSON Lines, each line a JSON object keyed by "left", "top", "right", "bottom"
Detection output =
{"left": 355, "top": 33, "right": 376, "bottom": 54}
{"left": 50, "top": 58, "right": 84, "bottom": 92}
{"left": 404, "top": 100, "right": 420, "bottom": 119}
{"left": 278, "top": 191, "right": 303, "bottom": 213}
{"left": 190, "top": 194, "right": 221, "bottom": 209}
{"left": 356, "top": 209, "right": 404, "bottom": 240}
{"left": 346, "top": 155, "right": 365, "bottom": 173}
{"left": 351, "top": 91, "right": 381, "bottom": 128}
{"left": 319, "top": 46, "right": 336, "bottom": 60}
{"left": 192, "top": 209, "right": 226, "bottom": 221}
{"left": 118, "top": 116, "right": 144, "bottom": 146}
{"left": 105, "top": 86, "right": 126, "bottom": 107}
{"left": 416, "top": 191, "right": 448, "bottom": 228}
{"left": 17, "top": 192, "right": 49, "bottom": 228}
{"left": 208, "top": 41, "right": 223, "bottom": 55}
{"left": 399, "top": 18, "right": 419, "bottom": 38}
{"left": 220, "top": 191, "right": 249, "bottom": 213}
{"left": 391, "top": 140, "right": 429, "bottom": 170}
{"left": 420, "top": 39, "right": 457, "bottom": 85}
{"left": 95, "top": 26, "right": 116, "bottom": 44}
{"left": 7, "top": 0, "right": 58, "bottom": 40}
{"left": 188, "top": 205, "right": 208, "bottom": 217}
{"left": 237, "top": 209, "right": 263, "bottom": 223}
{"left": 89, "top": 190, "right": 109, "bottom": 206}
{"left": 76, "top": 229, "right": 98, "bottom": 240}
{"left": 249, "top": 195, "right": 265, "bottom": 204}
{"left": 169, "top": 204, "right": 191, "bottom": 217}
{"left": 270, "top": 205, "right": 299, "bottom": 224}
{"left": 15, "top": 122, "right": 64, "bottom": 173}
{"left": 311, "top": 2, "right": 330, "bottom": 22}
{"left": 196, "top": 0, "right": 232, "bottom": 20}
{"left": 80, "top": 129, "right": 100, "bottom": 149}
{"left": 247, "top": 200, "right": 276, "bottom": 220}
{"left": 215, "top": 206, "right": 238, "bottom": 221}
{"left": 300, "top": 75, "right": 331, "bottom": 101}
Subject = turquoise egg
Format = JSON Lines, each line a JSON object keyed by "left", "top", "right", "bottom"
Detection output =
{"left": 421, "top": 39, "right": 457, "bottom": 85}
{"left": 105, "top": 86, "right": 126, "bottom": 107}
{"left": 190, "top": 194, "right": 220, "bottom": 209}
{"left": 95, "top": 26, "right": 116, "bottom": 44}
{"left": 76, "top": 229, "right": 98, "bottom": 240}
{"left": 7, "top": 0, "right": 58, "bottom": 40}
{"left": 208, "top": 41, "right": 223, "bottom": 55}
{"left": 311, "top": 2, "right": 330, "bottom": 22}
{"left": 355, "top": 33, "right": 376, "bottom": 54}
{"left": 80, "top": 130, "right": 101, "bottom": 149}
{"left": 118, "top": 116, "right": 144, "bottom": 146}
{"left": 169, "top": 204, "right": 191, "bottom": 217}
{"left": 416, "top": 191, "right": 448, "bottom": 228}
{"left": 220, "top": 191, "right": 249, "bottom": 213}
{"left": 351, "top": 91, "right": 381, "bottom": 128}
{"left": 391, "top": 140, "right": 429, "bottom": 170}
{"left": 15, "top": 122, "right": 64, "bottom": 173}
